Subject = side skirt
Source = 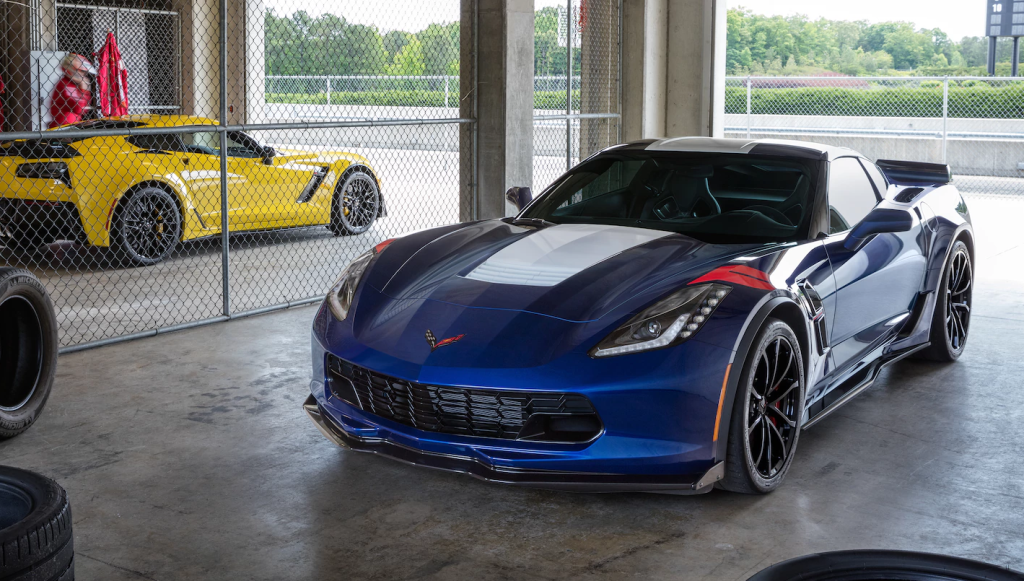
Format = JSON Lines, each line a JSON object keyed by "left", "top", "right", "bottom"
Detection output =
{"left": 803, "top": 342, "right": 929, "bottom": 430}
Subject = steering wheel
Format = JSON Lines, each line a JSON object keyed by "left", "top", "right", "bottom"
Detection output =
{"left": 746, "top": 205, "right": 794, "bottom": 226}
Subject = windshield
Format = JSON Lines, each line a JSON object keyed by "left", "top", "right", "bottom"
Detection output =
{"left": 521, "top": 152, "right": 820, "bottom": 244}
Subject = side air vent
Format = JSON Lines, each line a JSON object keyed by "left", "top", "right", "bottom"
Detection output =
{"left": 297, "top": 166, "right": 330, "bottom": 203}
{"left": 893, "top": 187, "right": 925, "bottom": 204}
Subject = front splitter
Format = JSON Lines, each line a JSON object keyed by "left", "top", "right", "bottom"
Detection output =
{"left": 303, "top": 394, "right": 723, "bottom": 494}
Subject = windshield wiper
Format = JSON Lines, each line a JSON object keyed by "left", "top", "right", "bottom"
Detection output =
{"left": 510, "top": 217, "right": 556, "bottom": 229}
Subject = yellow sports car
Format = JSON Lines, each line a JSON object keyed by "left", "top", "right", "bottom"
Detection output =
{"left": 0, "top": 115, "right": 384, "bottom": 265}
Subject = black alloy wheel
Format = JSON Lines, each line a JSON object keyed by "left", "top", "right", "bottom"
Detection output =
{"left": 945, "top": 245, "right": 972, "bottom": 353}
{"left": 332, "top": 170, "right": 380, "bottom": 236}
{"left": 112, "top": 187, "right": 182, "bottom": 266}
{"left": 919, "top": 240, "right": 973, "bottom": 362}
{"left": 720, "top": 319, "right": 805, "bottom": 494}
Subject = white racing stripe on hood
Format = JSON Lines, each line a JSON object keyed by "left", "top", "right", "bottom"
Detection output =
{"left": 463, "top": 223, "right": 671, "bottom": 287}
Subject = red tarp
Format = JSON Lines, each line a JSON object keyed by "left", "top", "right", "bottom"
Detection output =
{"left": 96, "top": 32, "right": 129, "bottom": 117}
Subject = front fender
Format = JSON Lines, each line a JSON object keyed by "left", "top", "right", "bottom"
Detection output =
{"left": 712, "top": 293, "right": 814, "bottom": 463}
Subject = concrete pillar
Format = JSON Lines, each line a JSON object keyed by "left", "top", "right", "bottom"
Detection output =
{"left": 622, "top": 0, "right": 725, "bottom": 140}
{"left": 1, "top": 0, "right": 35, "bottom": 131}
{"left": 579, "top": 0, "right": 620, "bottom": 158}
{"left": 459, "top": 0, "right": 535, "bottom": 221}
{"left": 622, "top": 0, "right": 667, "bottom": 140}
{"left": 171, "top": 0, "right": 250, "bottom": 123}
{"left": 244, "top": 0, "right": 266, "bottom": 123}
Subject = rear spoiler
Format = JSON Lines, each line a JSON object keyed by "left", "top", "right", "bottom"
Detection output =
{"left": 875, "top": 159, "right": 952, "bottom": 185}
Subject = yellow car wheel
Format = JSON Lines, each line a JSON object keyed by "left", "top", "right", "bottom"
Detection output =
{"left": 110, "top": 187, "right": 182, "bottom": 266}
{"left": 330, "top": 169, "right": 380, "bottom": 237}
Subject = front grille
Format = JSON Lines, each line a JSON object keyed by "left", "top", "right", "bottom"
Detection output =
{"left": 326, "top": 355, "right": 601, "bottom": 442}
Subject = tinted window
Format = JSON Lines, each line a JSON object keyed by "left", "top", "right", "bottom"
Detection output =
{"left": 522, "top": 152, "right": 820, "bottom": 244}
{"left": 828, "top": 158, "right": 878, "bottom": 234}
{"left": 180, "top": 132, "right": 263, "bottom": 159}
{"left": 555, "top": 160, "right": 644, "bottom": 209}
{"left": 859, "top": 159, "right": 889, "bottom": 198}
{"left": 127, "top": 134, "right": 185, "bottom": 152}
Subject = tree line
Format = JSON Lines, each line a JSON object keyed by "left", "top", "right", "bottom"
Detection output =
{"left": 265, "top": 6, "right": 1020, "bottom": 79}
{"left": 727, "top": 7, "right": 1022, "bottom": 76}
{"left": 265, "top": 6, "right": 579, "bottom": 78}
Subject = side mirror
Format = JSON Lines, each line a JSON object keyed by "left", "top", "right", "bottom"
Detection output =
{"left": 844, "top": 208, "right": 914, "bottom": 251}
{"left": 260, "top": 146, "right": 276, "bottom": 165}
{"left": 505, "top": 186, "right": 533, "bottom": 212}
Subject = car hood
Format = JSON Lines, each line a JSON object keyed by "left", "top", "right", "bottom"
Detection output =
{"left": 364, "top": 220, "right": 769, "bottom": 324}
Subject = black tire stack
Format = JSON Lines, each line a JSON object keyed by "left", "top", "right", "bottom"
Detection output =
{"left": 0, "top": 268, "right": 74, "bottom": 581}
{"left": 0, "top": 468, "right": 74, "bottom": 581}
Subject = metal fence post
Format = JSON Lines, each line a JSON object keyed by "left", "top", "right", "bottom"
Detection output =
{"left": 566, "top": 0, "right": 573, "bottom": 170}
{"left": 326, "top": 77, "right": 331, "bottom": 106}
{"left": 219, "top": 0, "right": 230, "bottom": 317}
{"left": 942, "top": 76, "right": 949, "bottom": 165}
{"left": 746, "top": 76, "right": 752, "bottom": 139}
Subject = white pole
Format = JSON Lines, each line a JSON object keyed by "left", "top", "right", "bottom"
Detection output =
{"left": 746, "top": 76, "right": 752, "bottom": 139}
{"left": 942, "top": 76, "right": 949, "bottom": 164}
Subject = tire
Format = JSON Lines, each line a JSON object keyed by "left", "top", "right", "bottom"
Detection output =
{"left": 719, "top": 318, "right": 806, "bottom": 494}
{"left": 0, "top": 467, "right": 74, "bottom": 581}
{"left": 0, "top": 269, "right": 58, "bottom": 439}
{"left": 330, "top": 169, "right": 380, "bottom": 236}
{"left": 917, "top": 240, "right": 973, "bottom": 362}
{"left": 746, "top": 549, "right": 1024, "bottom": 581}
{"left": 110, "top": 187, "right": 182, "bottom": 266}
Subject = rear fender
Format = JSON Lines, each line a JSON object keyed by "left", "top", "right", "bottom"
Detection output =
{"left": 91, "top": 177, "right": 195, "bottom": 247}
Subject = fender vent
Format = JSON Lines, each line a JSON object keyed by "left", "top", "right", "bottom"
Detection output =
{"left": 893, "top": 187, "right": 925, "bottom": 203}
{"left": 296, "top": 166, "right": 330, "bottom": 203}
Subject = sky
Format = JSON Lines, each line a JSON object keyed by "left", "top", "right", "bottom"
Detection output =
{"left": 264, "top": 0, "right": 986, "bottom": 40}
{"left": 733, "top": 0, "right": 987, "bottom": 41}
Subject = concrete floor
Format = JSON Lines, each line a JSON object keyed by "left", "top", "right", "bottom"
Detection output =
{"left": 2, "top": 197, "right": 1024, "bottom": 580}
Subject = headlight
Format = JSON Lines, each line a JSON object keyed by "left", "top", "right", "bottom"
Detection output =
{"left": 590, "top": 283, "right": 731, "bottom": 358}
{"left": 17, "top": 162, "right": 72, "bottom": 188}
{"left": 327, "top": 251, "right": 374, "bottom": 321}
{"left": 326, "top": 238, "right": 396, "bottom": 322}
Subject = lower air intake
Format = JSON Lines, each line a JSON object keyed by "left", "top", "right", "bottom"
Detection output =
{"left": 326, "top": 355, "right": 602, "bottom": 443}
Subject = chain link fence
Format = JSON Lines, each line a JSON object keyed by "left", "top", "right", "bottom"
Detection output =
{"left": 725, "top": 76, "right": 1024, "bottom": 199}
{"left": 1, "top": 0, "right": 468, "bottom": 350}
{"left": 534, "top": 0, "right": 621, "bottom": 191}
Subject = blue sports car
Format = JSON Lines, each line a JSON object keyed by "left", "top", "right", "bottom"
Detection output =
{"left": 303, "top": 137, "right": 974, "bottom": 494}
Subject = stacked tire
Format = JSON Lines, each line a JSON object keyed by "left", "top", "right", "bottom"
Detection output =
{"left": 748, "top": 550, "right": 1024, "bottom": 581}
{"left": 0, "top": 269, "right": 73, "bottom": 580}
{"left": 0, "top": 268, "right": 58, "bottom": 438}
{"left": 0, "top": 468, "right": 74, "bottom": 581}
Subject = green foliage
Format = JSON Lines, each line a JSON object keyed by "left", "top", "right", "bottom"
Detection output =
{"left": 726, "top": 8, "right": 1018, "bottom": 76}
{"left": 387, "top": 38, "right": 426, "bottom": 76}
{"left": 723, "top": 84, "right": 1024, "bottom": 118}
